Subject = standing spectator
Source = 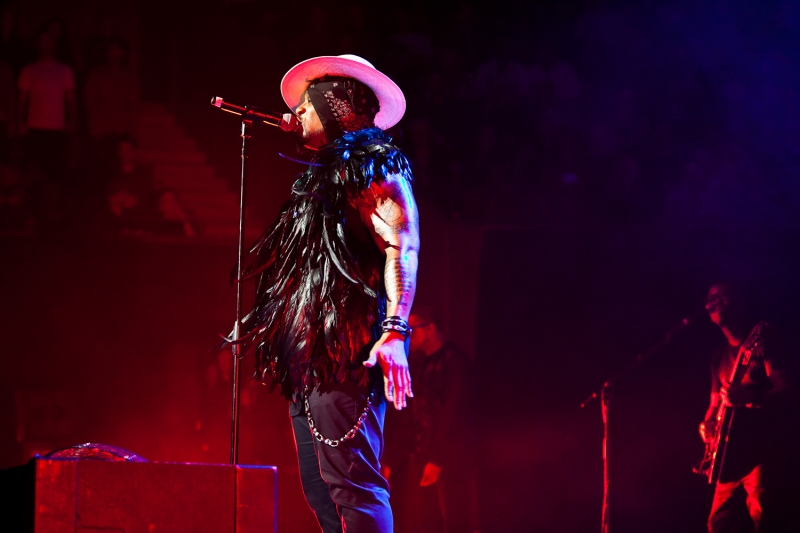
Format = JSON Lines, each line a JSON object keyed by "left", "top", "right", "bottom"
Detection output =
{"left": 0, "top": 2, "right": 32, "bottom": 75}
{"left": 383, "top": 307, "right": 476, "bottom": 533}
{"left": 17, "top": 29, "right": 76, "bottom": 216}
{"left": 41, "top": 18, "right": 74, "bottom": 67}
{"left": 0, "top": 57, "right": 14, "bottom": 161}
{"left": 84, "top": 13, "right": 120, "bottom": 72}
{"left": 85, "top": 38, "right": 138, "bottom": 189}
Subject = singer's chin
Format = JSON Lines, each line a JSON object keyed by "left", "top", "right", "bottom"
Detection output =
{"left": 295, "top": 137, "right": 320, "bottom": 153}
{"left": 297, "top": 129, "right": 327, "bottom": 151}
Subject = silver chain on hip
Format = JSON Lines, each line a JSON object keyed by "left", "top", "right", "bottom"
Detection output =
{"left": 304, "top": 388, "right": 374, "bottom": 448}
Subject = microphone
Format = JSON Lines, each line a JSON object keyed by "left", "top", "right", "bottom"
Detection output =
{"left": 682, "top": 309, "right": 709, "bottom": 326}
{"left": 666, "top": 310, "right": 707, "bottom": 339}
{"left": 670, "top": 315, "right": 692, "bottom": 335}
{"left": 210, "top": 96, "right": 299, "bottom": 132}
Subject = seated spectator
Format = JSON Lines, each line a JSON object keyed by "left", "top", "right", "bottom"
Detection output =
{"left": 155, "top": 189, "right": 196, "bottom": 238}
{"left": 104, "top": 142, "right": 196, "bottom": 239}
{"left": 104, "top": 139, "right": 154, "bottom": 233}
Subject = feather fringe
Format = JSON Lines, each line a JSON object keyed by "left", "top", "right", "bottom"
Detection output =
{"left": 222, "top": 128, "right": 412, "bottom": 398}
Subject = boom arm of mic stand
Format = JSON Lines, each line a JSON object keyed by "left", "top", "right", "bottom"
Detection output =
{"left": 580, "top": 391, "right": 598, "bottom": 408}
{"left": 585, "top": 321, "right": 688, "bottom": 406}
{"left": 211, "top": 96, "right": 298, "bottom": 131}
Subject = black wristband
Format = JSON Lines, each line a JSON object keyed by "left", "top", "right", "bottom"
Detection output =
{"left": 381, "top": 316, "right": 411, "bottom": 338}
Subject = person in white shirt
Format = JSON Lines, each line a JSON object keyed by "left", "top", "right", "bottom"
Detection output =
{"left": 17, "top": 29, "right": 76, "bottom": 189}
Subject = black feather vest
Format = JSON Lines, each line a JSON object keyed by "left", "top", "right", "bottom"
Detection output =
{"left": 236, "top": 128, "right": 413, "bottom": 398}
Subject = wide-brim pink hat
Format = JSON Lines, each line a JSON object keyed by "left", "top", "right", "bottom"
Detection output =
{"left": 281, "top": 54, "right": 406, "bottom": 130}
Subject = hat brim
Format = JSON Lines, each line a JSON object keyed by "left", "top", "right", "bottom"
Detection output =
{"left": 281, "top": 55, "right": 406, "bottom": 130}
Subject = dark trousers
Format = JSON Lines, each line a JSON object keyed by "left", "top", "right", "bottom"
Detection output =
{"left": 708, "top": 461, "right": 800, "bottom": 533}
{"left": 708, "top": 465, "right": 764, "bottom": 533}
{"left": 291, "top": 380, "right": 392, "bottom": 533}
{"left": 24, "top": 129, "right": 68, "bottom": 183}
{"left": 22, "top": 129, "right": 70, "bottom": 218}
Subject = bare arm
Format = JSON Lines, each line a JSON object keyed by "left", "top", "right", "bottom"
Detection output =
{"left": 367, "top": 174, "right": 419, "bottom": 319}
{"left": 699, "top": 392, "right": 721, "bottom": 442}
{"left": 704, "top": 392, "right": 720, "bottom": 421}
{"left": 722, "top": 362, "right": 790, "bottom": 407}
{"left": 702, "top": 363, "right": 789, "bottom": 441}
{"left": 359, "top": 173, "right": 419, "bottom": 410}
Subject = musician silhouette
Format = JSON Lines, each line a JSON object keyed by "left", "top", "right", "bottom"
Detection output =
{"left": 698, "top": 283, "right": 792, "bottom": 533}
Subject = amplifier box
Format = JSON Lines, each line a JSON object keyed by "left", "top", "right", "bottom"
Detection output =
{"left": 0, "top": 459, "right": 277, "bottom": 533}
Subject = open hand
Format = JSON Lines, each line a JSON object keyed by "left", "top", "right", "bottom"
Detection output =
{"left": 363, "top": 332, "right": 413, "bottom": 410}
{"left": 699, "top": 420, "right": 717, "bottom": 443}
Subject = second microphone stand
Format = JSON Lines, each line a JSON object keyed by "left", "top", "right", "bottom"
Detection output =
{"left": 580, "top": 317, "right": 690, "bottom": 533}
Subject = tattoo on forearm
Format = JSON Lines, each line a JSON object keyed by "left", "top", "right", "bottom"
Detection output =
{"left": 385, "top": 257, "right": 412, "bottom": 308}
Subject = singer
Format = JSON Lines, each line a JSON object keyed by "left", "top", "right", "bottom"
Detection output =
{"left": 698, "top": 283, "right": 793, "bottom": 533}
{"left": 223, "top": 55, "right": 418, "bottom": 532}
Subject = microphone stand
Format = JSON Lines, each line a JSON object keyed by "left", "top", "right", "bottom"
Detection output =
{"left": 211, "top": 96, "right": 298, "bottom": 465}
{"left": 228, "top": 117, "right": 252, "bottom": 466}
{"left": 212, "top": 95, "right": 296, "bottom": 466}
{"left": 580, "top": 318, "right": 690, "bottom": 533}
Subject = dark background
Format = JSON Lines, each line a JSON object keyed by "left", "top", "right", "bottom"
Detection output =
{"left": 3, "top": 0, "right": 800, "bottom": 532}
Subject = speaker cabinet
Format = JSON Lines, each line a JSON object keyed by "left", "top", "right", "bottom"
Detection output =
{"left": 0, "top": 459, "right": 277, "bottom": 533}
